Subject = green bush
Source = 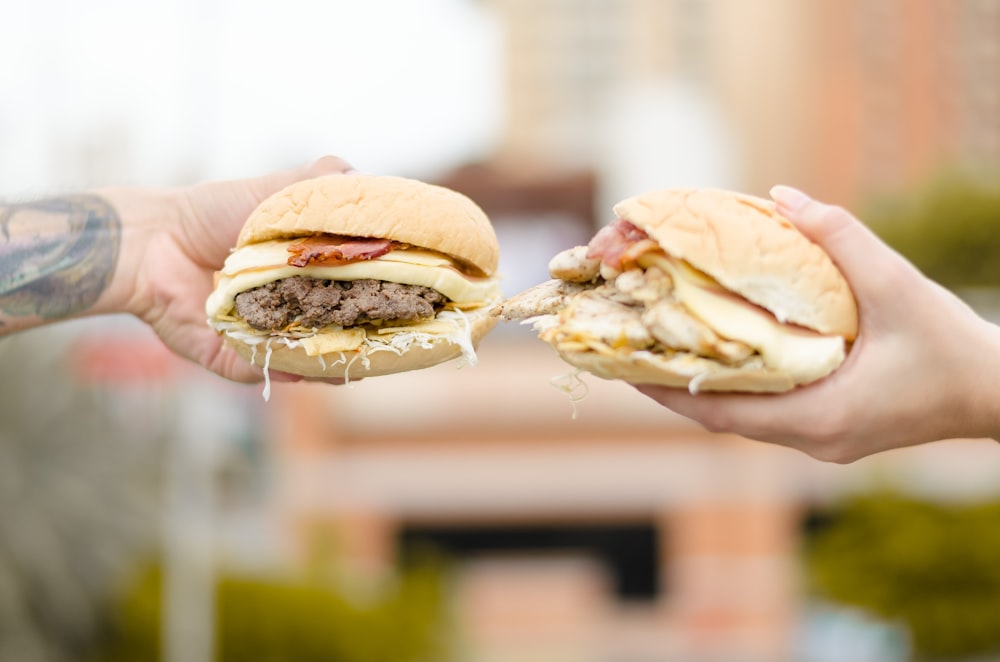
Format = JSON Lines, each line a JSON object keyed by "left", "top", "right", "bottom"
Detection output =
{"left": 91, "top": 560, "right": 450, "bottom": 662}
{"left": 865, "top": 175, "right": 1000, "bottom": 289}
{"left": 804, "top": 492, "right": 1000, "bottom": 659}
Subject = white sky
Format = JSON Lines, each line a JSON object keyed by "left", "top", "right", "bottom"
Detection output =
{"left": 0, "top": 0, "right": 504, "bottom": 194}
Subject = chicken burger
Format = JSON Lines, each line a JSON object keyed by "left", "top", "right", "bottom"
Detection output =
{"left": 494, "top": 187, "right": 857, "bottom": 393}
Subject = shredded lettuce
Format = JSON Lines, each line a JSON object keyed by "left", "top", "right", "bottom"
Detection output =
{"left": 549, "top": 368, "right": 589, "bottom": 420}
{"left": 261, "top": 338, "right": 274, "bottom": 402}
{"left": 208, "top": 303, "right": 492, "bottom": 400}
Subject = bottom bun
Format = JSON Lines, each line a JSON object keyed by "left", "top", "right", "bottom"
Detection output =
{"left": 225, "top": 311, "right": 497, "bottom": 380}
{"left": 555, "top": 347, "right": 797, "bottom": 393}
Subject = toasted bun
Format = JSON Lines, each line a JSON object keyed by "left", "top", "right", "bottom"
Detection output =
{"left": 555, "top": 346, "right": 796, "bottom": 393}
{"left": 237, "top": 174, "right": 499, "bottom": 276}
{"left": 225, "top": 310, "right": 497, "bottom": 380}
{"left": 613, "top": 188, "right": 857, "bottom": 339}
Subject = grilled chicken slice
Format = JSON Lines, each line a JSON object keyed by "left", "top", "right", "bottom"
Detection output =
{"left": 642, "top": 298, "right": 752, "bottom": 364}
{"left": 547, "top": 245, "right": 600, "bottom": 283}
{"left": 557, "top": 290, "right": 654, "bottom": 350}
{"left": 491, "top": 279, "right": 591, "bottom": 321}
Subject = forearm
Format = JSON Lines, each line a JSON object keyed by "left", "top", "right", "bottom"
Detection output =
{"left": 0, "top": 187, "right": 176, "bottom": 334}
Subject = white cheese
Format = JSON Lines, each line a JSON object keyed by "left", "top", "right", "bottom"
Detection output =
{"left": 205, "top": 240, "right": 501, "bottom": 319}
{"left": 645, "top": 255, "right": 845, "bottom": 383}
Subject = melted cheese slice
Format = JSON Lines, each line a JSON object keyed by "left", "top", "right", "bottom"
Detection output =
{"left": 298, "top": 328, "right": 367, "bottom": 356}
{"left": 206, "top": 240, "right": 501, "bottom": 318}
{"left": 643, "top": 255, "right": 845, "bottom": 383}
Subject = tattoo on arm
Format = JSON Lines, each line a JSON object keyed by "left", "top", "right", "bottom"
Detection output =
{"left": 0, "top": 195, "right": 121, "bottom": 333}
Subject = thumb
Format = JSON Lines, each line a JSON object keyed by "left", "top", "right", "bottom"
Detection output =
{"left": 769, "top": 185, "right": 898, "bottom": 287}
{"left": 302, "top": 154, "right": 357, "bottom": 179}
{"left": 242, "top": 155, "right": 355, "bottom": 203}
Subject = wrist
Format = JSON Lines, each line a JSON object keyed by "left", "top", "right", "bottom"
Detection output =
{"left": 93, "top": 186, "right": 183, "bottom": 320}
{"left": 985, "top": 326, "right": 1000, "bottom": 443}
{"left": 0, "top": 191, "right": 165, "bottom": 335}
{"left": 963, "top": 318, "right": 1000, "bottom": 443}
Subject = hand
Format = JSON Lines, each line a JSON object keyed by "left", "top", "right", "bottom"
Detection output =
{"left": 122, "top": 155, "right": 354, "bottom": 383}
{"left": 636, "top": 186, "right": 1000, "bottom": 462}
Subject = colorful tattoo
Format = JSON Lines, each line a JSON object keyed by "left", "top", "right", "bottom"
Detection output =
{"left": 0, "top": 195, "right": 121, "bottom": 330}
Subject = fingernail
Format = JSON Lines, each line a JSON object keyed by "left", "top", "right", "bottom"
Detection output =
{"left": 770, "top": 185, "right": 810, "bottom": 212}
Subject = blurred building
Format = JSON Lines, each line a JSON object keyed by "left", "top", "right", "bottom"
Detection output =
{"left": 258, "top": 2, "right": 1000, "bottom": 661}
{"left": 478, "top": 0, "right": 1000, "bottom": 209}
{"left": 264, "top": 344, "right": 1000, "bottom": 662}
{"left": 811, "top": 0, "right": 1000, "bottom": 203}
{"left": 267, "top": 341, "right": 808, "bottom": 661}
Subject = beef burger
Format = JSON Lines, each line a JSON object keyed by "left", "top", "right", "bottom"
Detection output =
{"left": 206, "top": 174, "right": 502, "bottom": 381}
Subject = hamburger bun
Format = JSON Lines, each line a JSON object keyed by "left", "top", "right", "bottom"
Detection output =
{"left": 207, "top": 174, "right": 502, "bottom": 383}
{"left": 613, "top": 188, "right": 856, "bottom": 338}
{"left": 236, "top": 173, "right": 499, "bottom": 275}
{"left": 222, "top": 308, "right": 499, "bottom": 380}
{"left": 494, "top": 187, "right": 857, "bottom": 393}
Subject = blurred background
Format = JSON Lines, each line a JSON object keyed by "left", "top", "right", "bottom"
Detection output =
{"left": 2, "top": 1, "right": 1000, "bottom": 661}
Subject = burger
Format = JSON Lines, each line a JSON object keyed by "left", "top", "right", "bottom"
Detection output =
{"left": 206, "top": 173, "right": 502, "bottom": 382}
{"left": 493, "top": 187, "right": 858, "bottom": 393}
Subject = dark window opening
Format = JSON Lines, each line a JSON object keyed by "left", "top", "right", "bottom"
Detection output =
{"left": 399, "top": 521, "right": 661, "bottom": 601}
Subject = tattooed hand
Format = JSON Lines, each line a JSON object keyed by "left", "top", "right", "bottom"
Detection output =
{"left": 0, "top": 155, "right": 354, "bottom": 383}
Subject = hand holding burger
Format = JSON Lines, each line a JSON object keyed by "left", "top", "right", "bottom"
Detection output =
{"left": 497, "top": 184, "right": 1000, "bottom": 462}
{"left": 640, "top": 186, "right": 1000, "bottom": 462}
{"left": 206, "top": 173, "right": 502, "bottom": 388}
{"left": 495, "top": 186, "right": 858, "bottom": 393}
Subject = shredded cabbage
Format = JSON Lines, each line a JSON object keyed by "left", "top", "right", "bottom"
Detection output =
{"left": 549, "top": 368, "right": 589, "bottom": 420}
{"left": 209, "top": 303, "right": 492, "bottom": 400}
{"left": 687, "top": 371, "right": 708, "bottom": 395}
{"left": 261, "top": 338, "right": 274, "bottom": 402}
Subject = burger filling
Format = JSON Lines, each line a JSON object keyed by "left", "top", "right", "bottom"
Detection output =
{"left": 234, "top": 276, "right": 447, "bottom": 331}
{"left": 495, "top": 217, "right": 847, "bottom": 385}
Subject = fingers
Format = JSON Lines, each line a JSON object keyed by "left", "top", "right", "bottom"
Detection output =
{"left": 241, "top": 154, "right": 356, "bottom": 204}
{"left": 222, "top": 361, "right": 348, "bottom": 387}
{"left": 303, "top": 155, "right": 356, "bottom": 178}
{"left": 769, "top": 185, "right": 926, "bottom": 318}
{"left": 212, "top": 349, "right": 339, "bottom": 386}
{"left": 635, "top": 385, "right": 771, "bottom": 437}
{"left": 634, "top": 383, "right": 845, "bottom": 458}
{"left": 770, "top": 185, "right": 889, "bottom": 284}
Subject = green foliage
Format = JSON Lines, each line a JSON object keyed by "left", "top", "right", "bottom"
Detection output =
{"left": 804, "top": 492, "right": 1000, "bottom": 659}
{"left": 92, "top": 560, "right": 450, "bottom": 662}
{"left": 865, "top": 175, "right": 1000, "bottom": 288}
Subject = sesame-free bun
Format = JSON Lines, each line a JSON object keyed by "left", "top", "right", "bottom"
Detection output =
{"left": 237, "top": 173, "right": 499, "bottom": 276}
{"left": 613, "top": 188, "right": 857, "bottom": 339}
{"left": 225, "top": 307, "right": 498, "bottom": 380}
{"left": 556, "top": 346, "right": 796, "bottom": 393}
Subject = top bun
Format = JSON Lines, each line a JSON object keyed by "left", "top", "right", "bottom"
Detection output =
{"left": 237, "top": 174, "right": 499, "bottom": 276}
{"left": 613, "top": 188, "right": 858, "bottom": 339}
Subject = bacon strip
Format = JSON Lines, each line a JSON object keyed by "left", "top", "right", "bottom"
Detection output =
{"left": 585, "top": 218, "right": 651, "bottom": 271}
{"left": 287, "top": 235, "right": 395, "bottom": 268}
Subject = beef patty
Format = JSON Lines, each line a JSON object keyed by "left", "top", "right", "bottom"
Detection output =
{"left": 235, "top": 277, "right": 447, "bottom": 331}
